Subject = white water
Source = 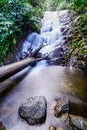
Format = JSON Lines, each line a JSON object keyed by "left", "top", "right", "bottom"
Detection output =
{"left": 20, "top": 11, "right": 65, "bottom": 59}
{"left": 40, "top": 11, "right": 62, "bottom": 55}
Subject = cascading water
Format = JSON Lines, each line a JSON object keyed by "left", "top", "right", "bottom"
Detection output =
{"left": 0, "top": 11, "right": 87, "bottom": 130}
{"left": 19, "top": 11, "right": 67, "bottom": 65}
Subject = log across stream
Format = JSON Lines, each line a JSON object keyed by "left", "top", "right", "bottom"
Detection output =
{"left": 0, "top": 11, "right": 87, "bottom": 130}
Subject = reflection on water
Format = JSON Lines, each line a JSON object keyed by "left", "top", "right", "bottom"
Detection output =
{"left": 0, "top": 65, "right": 87, "bottom": 130}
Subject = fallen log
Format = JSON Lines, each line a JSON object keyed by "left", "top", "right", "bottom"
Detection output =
{"left": 0, "top": 57, "right": 44, "bottom": 83}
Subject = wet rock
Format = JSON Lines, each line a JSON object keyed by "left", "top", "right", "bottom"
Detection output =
{"left": 20, "top": 41, "right": 32, "bottom": 59}
{"left": 18, "top": 96, "right": 47, "bottom": 125}
{"left": 77, "top": 60, "right": 85, "bottom": 70}
{"left": 69, "top": 115, "right": 87, "bottom": 130}
{"left": 54, "top": 96, "right": 69, "bottom": 117}
{"left": 49, "top": 126, "right": 56, "bottom": 130}
{"left": 61, "top": 27, "right": 66, "bottom": 32}
{"left": 0, "top": 122, "right": 6, "bottom": 130}
{"left": 66, "top": 35, "right": 72, "bottom": 42}
{"left": 26, "top": 33, "right": 44, "bottom": 53}
{"left": 49, "top": 47, "right": 63, "bottom": 59}
{"left": 48, "top": 47, "right": 65, "bottom": 65}
{"left": 57, "top": 127, "right": 64, "bottom": 130}
{"left": 61, "top": 114, "right": 69, "bottom": 123}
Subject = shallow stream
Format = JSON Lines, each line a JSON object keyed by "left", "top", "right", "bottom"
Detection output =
{"left": 0, "top": 11, "right": 87, "bottom": 130}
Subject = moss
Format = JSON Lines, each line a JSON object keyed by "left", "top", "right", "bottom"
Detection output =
{"left": 69, "top": 11, "right": 87, "bottom": 72}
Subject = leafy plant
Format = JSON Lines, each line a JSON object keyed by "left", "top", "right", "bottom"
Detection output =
{"left": 0, "top": 0, "right": 41, "bottom": 63}
{"left": 71, "top": 0, "right": 87, "bottom": 12}
{"left": 44, "top": 0, "right": 71, "bottom": 11}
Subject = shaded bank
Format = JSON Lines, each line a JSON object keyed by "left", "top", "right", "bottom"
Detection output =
{"left": 65, "top": 11, "right": 87, "bottom": 73}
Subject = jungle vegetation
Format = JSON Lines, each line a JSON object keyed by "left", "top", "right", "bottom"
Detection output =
{"left": 0, "top": 0, "right": 87, "bottom": 66}
{"left": 44, "top": 0, "right": 87, "bottom": 70}
{"left": 0, "top": 0, "right": 43, "bottom": 63}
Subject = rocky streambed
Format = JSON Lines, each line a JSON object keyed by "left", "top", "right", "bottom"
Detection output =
{"left": 0, "top": 65, "right": 87, "bottom": 130}
{"left": 18, "top": 94, "right": 87, "bottom": 130}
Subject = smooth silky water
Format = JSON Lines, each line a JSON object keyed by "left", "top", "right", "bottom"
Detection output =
{"left": 0, "top": 11, "right": 87, "bottom": 130}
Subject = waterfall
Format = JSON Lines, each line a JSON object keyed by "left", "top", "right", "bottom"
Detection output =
{"left": 19, "top": 11, "right": 67, "bottom": 66}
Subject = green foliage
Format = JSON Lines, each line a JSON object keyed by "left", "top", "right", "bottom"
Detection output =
{"left": 57, "top": 0, "right": 71, "bottom": 10}
{"left": 0, "top": 0, "right": 41, "bottom": 63}
{"left": 28, "top": 0, "right": 41, "bottom": 7}
{"left": 44, "top": 0, "right": 71, "bottom": 11}
{"left": 70, "top": 12, "right": 87, "bottom": 56}
{"left": 71, "top": 0, "right": 87, "bottom": 11}
{"left": 28, "top": 0, "right": 46, "bottom": 11}
{"left": 43, "top": 0, "right": 87, "bottom": 11}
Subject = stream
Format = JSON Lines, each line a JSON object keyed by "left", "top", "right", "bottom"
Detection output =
{"left": 0, "top": 10, "right": 87, "bottom": 130}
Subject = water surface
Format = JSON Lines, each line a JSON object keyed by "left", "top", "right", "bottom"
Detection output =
{"left": 0, "top": 65, "right": 87, "bottom": 130}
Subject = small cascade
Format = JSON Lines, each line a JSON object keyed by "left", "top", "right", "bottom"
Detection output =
{"left": 41, "top": 11, "right": 62, "bottom": 45}
{"left": 18, "top": 10, "right": 69, "bottom": 66}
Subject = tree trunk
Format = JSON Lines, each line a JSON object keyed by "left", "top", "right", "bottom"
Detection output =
{"left": 0, "top": 57, "right": 43, "bottom": 83}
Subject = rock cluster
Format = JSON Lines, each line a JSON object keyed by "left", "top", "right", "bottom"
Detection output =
{"left": 18, "top": 93, "right": 87, "bottom": 130}
{"left": 54, "top": 95, "right": 87, "bottom": 130}
{"left": 18, "top": 94, "right": 87, "bottom": 130}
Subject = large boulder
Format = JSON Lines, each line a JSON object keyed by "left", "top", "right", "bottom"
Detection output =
{"left": 26, "top": 33, "right": 44, "bottom": 53}
{"left": 0, "top": 121, "right": 6, "bottom": 130}
{"left": 20, "top": 41, "right": 32, "bottom": 59}
{"left": 18, "top": 96, "right": 47, "bottom": 125}
{"left": 69, "top": 115, "right": 87, "bottom": 130}
{"left": 54, "top": 96, "right": 69, "bottom": 117}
